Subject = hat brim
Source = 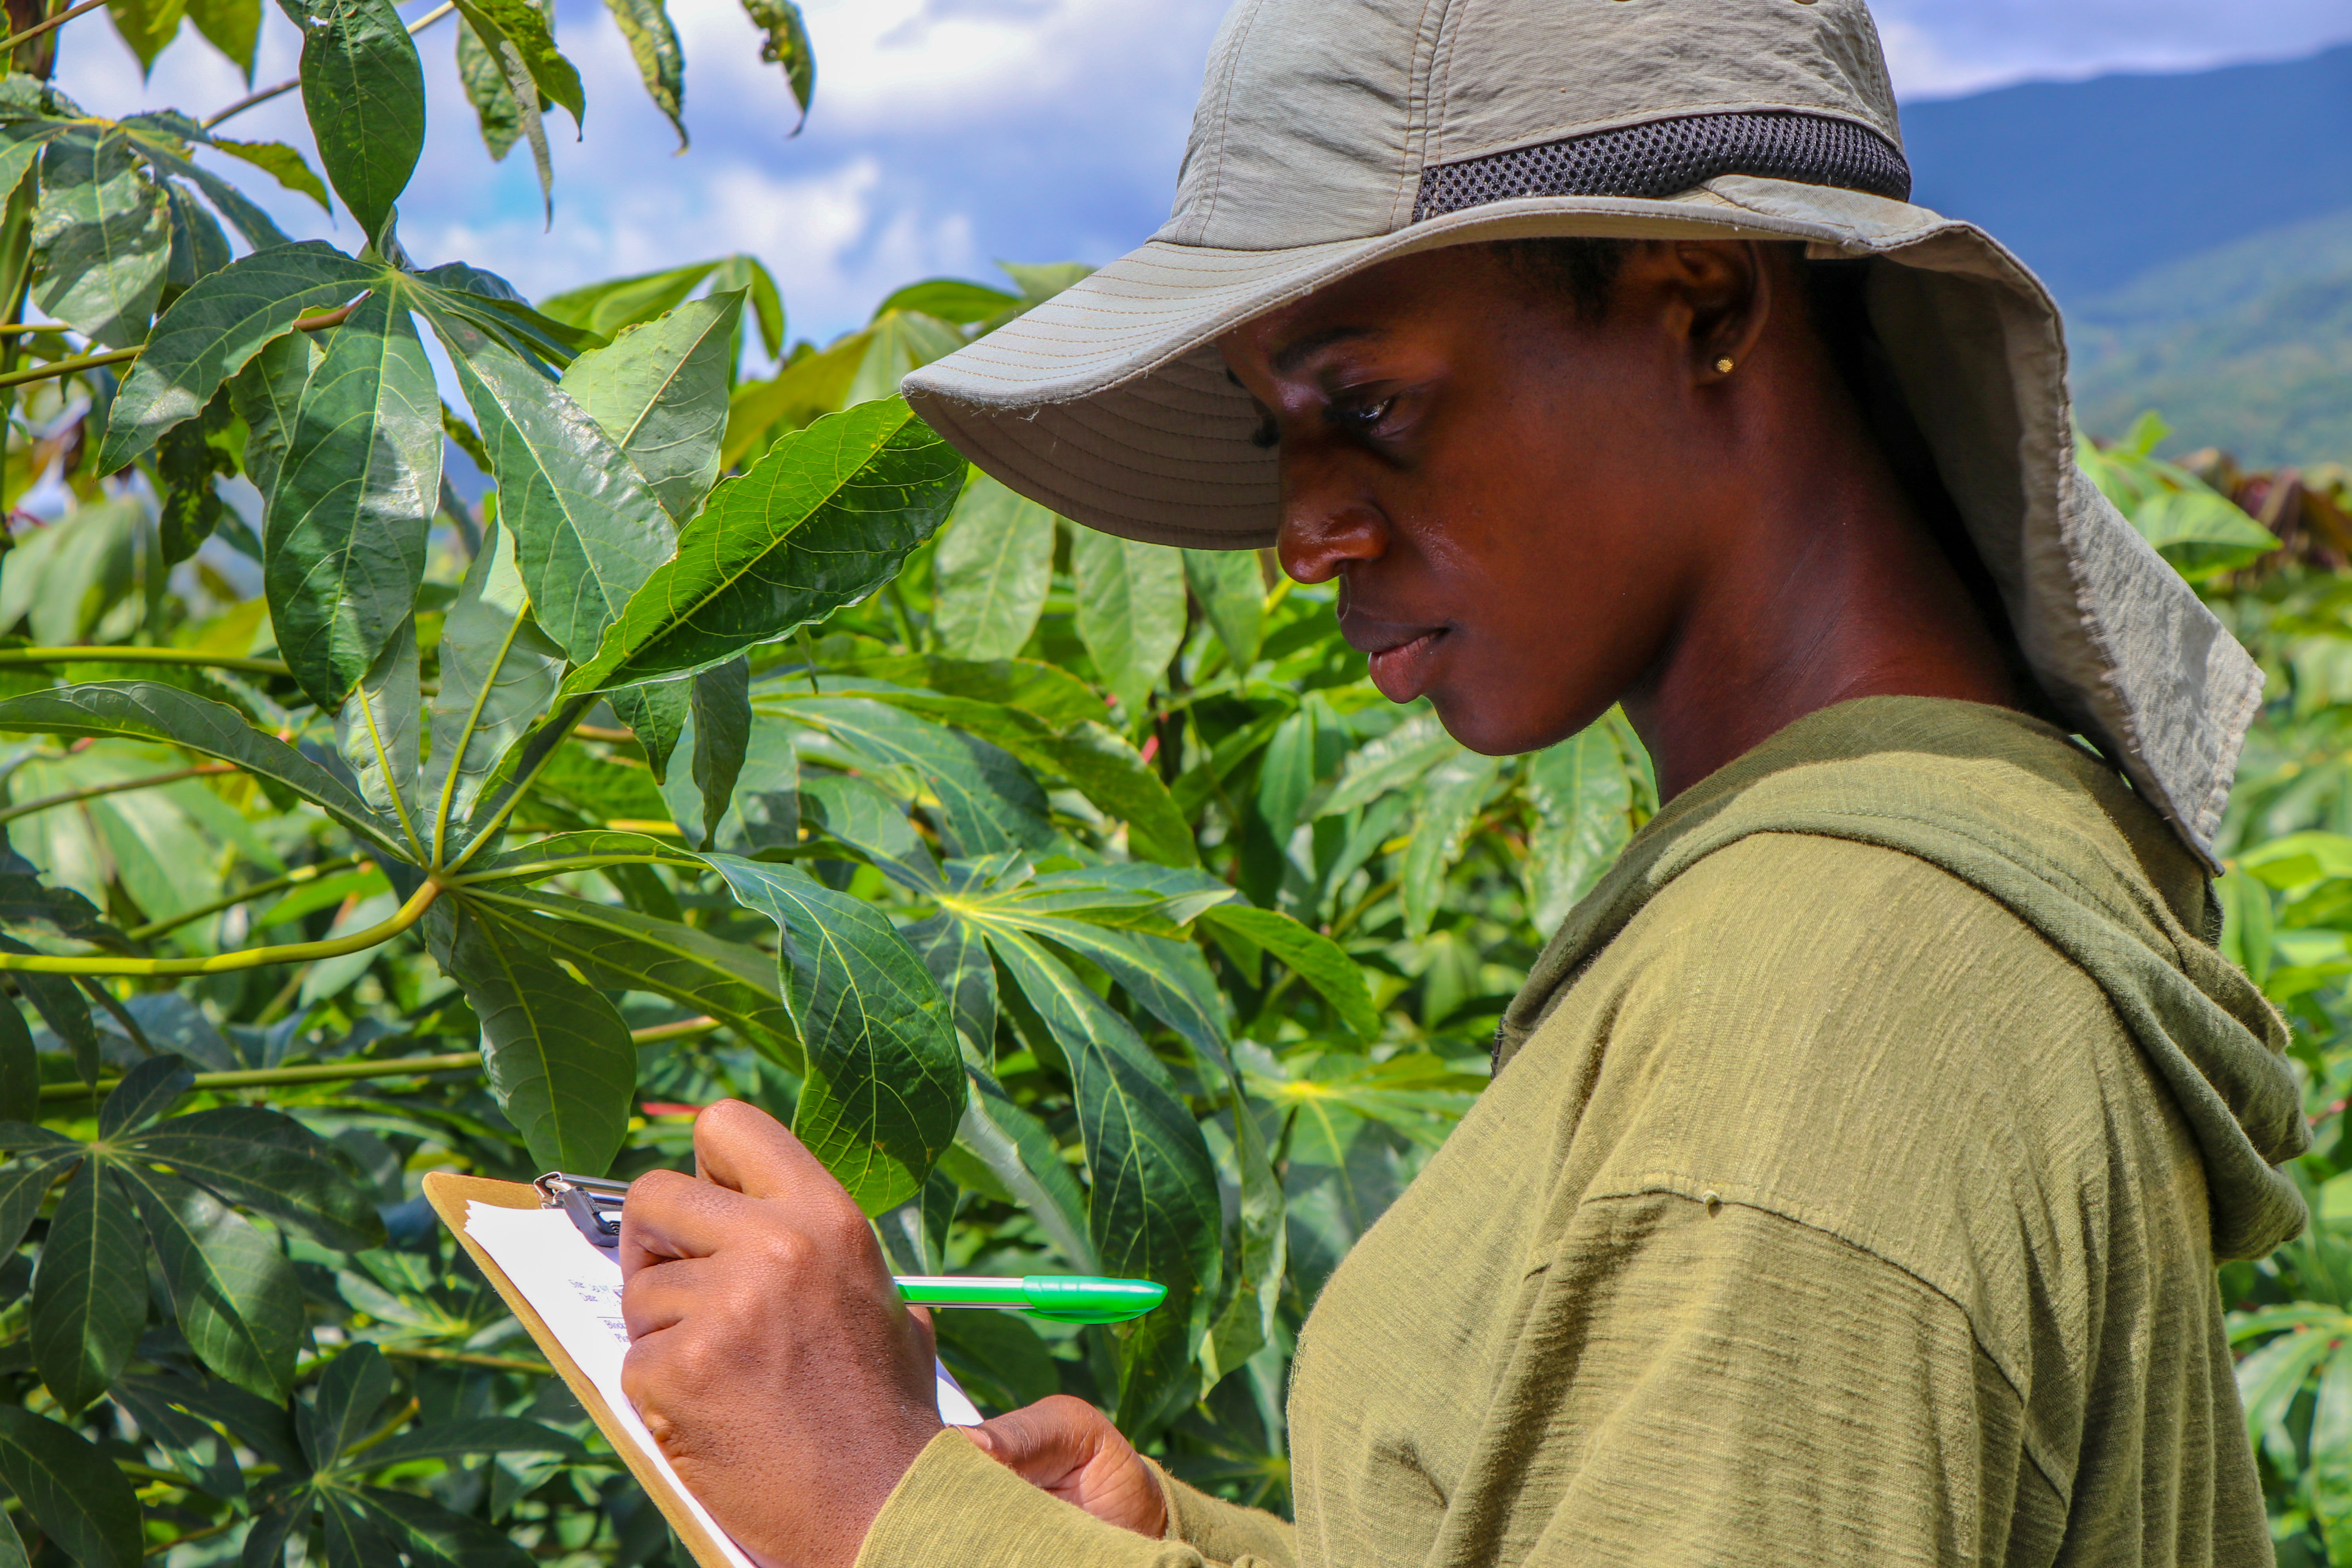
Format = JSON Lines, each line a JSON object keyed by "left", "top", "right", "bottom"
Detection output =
{"left": 904, "top": 180, "right": 1906, "bottom": 549}
{"left": 903, "top": 174, "right": 2263, "bottom": 870}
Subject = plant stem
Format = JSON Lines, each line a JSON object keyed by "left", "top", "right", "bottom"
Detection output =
{"left": 201, "top": 0, "right": 454, "bottom": 128}
{"left": 383, "top": 1345, "right": 550, "bottom": 1375}
{"left": 0, "top": 322, "right": 68, "bottom": 333}
{"left": 630, "top": 1015, "right": 720, "bottom": 1045}
{"left": 0, "top": 877, "right": 439, "bottom": 976}
{"left": 441, "top": 852, "right": 700, "bottom": 887}
{"left": 339, "top": 1397, "right": 420, "bottom": 1461}
{"left": 128, "top": 854, "right": 367, "bottom": 940}
{"left": 0, "top": 0, "right": 102, "bottom": 56}
{"left": 0, "top": 762, "right": 233, "bottom": 828}
{"left": 0, "top": 646, "right": 293, "bottom": 677}
{"left": 38, "top": 1050, "right": 482, "bottom": 1100}
{"left": 39, "top": 1018, "right": 714, "bottom": 1099}
{"left": 0, "top": 344, "right": 136, "bottom": 389}
{"left": 143, "top": 1519, "right": 233, "bottom": 1558}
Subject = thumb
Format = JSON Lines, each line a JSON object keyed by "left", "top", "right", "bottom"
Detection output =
{"left": 959, "top": 1396, "right": 1096, "bottom": 1486}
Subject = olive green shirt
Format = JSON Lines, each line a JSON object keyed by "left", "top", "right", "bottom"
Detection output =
{"left": 857, "top": 698, "right": 2308, "bottom": 1568}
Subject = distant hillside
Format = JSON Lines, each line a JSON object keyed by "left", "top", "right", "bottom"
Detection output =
{"left": 1902, "top": 45, "right": 2352, "bottom": 304}
{"left": 2069, "top": 210, "right": 2352, "bottom": 466}
{"left": 1898, "top": 45, "right": 2352, "bottom": 466}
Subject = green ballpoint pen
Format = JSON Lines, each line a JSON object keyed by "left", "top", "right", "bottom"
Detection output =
{"left": 895, "top": 1275, "right": 1167, "bottom": 1325}
{"left": 535, "top": 1172, "right": 1167, "bottom": 1324}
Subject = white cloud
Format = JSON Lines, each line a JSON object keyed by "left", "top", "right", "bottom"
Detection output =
{"left": 34, "top": 0, "right": 2352, "bottom": 345}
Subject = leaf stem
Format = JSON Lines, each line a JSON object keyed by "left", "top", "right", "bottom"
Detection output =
{"left": 0, "top": 877, "right": 439, "bottom": 976}
{"left": 0, "top": 345, "right": 137, "bottom": 388}
{"left": 0, "top": 0, "right": 106, "bottom": 58}
{"left": 0, "top": 646, "right": 293, "bottom": 677}
{"left": 39, "top": 1017, "right": 706, "bottom": 1098}
{"left": 142, "top": 1519, "right": 234, "bottom": 1557}
{"left": 127, "top": 854, "right": 368, "bottom": 940}
{"left": 630, "top": 1015, "right": 720, "bottom": 1045}
{"left": 200, "top": 0, "right": 456, "bottom": 128}
{"left": 441, "top": 852, "right": 701, "bottom": 887}
{"left": 0, "top": 762, "right": 233, "bottom": 828}
{"left": 338, "top": 1396, "right": 421, "bottom": 1461}
{"left": 381, "top": 1345, "right": 550, "bottom": 1375}
{"left": 37, "top": 1051, "right": 481, "bottom": 1100}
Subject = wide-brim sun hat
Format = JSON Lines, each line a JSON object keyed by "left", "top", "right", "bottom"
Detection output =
{"left": 901, "top": 0, "right": 2262, "bottom": 870}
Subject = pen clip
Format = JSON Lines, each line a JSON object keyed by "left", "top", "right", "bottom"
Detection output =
{"left": 536, "top": 1171, "right": 626, "bottom": 1252}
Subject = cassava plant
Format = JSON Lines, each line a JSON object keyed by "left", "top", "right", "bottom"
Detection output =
{"left": 0, "top": 0, "right": 1691, "bottom": 1557}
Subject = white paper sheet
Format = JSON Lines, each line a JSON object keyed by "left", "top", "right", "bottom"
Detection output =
{"left": 464, "top": 1202, "right": 982, "bottom": 1568}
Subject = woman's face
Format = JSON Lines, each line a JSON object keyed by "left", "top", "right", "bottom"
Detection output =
{"left": 1217, "top": 243, "right": 1746, "bottom": 757}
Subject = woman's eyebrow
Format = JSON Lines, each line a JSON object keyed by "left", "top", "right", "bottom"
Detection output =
{"left": 1271, "top": 325, "right": 1377, "bottom": 375}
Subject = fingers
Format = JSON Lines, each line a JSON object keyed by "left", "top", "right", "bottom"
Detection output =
{"left": 692, "top": 1099, "right": 840, "bottom": 1202}
{"left": 962, "top": 1396, "right": 1106, "bottom": 1486}
{"left": 617, "top": 1168, "right": 760, "bottom": 1277}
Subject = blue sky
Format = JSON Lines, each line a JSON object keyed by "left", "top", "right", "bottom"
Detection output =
{"left": 51, "top": 0, "right": 2352, "bottom": 348}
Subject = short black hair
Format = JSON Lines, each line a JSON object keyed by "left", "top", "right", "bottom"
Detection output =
{"left": 1486, "top": 238, "right": 1628, "bottom": 322}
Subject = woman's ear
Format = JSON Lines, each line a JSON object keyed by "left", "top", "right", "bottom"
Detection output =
{"left": 1654, "top": 241, "right": 1773, "bottom": 387}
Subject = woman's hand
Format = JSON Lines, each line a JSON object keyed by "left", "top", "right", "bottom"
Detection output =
{"left": 618, "top": 1100, "right": 944, "bottom": 1568}
{"left": 962, "top": 1395, "right": 1167, "bottom": 1538}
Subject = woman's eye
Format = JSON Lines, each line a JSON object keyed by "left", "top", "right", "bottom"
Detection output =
{"left": 1330, "top": 397, "right": 1396, "bottom": 436}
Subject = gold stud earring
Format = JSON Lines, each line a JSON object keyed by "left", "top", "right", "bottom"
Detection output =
{"left": 1714, "top": 356, "right": 1735, "bottom": 375}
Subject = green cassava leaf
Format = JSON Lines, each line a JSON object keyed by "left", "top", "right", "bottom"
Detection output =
{"left": 763, "top": 694, "right": 1052, "bottom": 858}
{"left": 905, "top": 910, "right": 995, "bottom": 1054}
{"left": 344, "top": 1418, "right": 581, "bottom": 1472}
{"left": 0, "top": 1002, "right": 36, "bottom": 1122}
{"left": 335, "top": 615, "right": 425, "bottom": 853}
{"left": 449, "top": 0, "right": 584, "bottom": 127}
{"left": 663, "top": 657, "right": 750, "bottom": 848}
{"left": 559, "top": 290, "right": 742, "bottom": 526}
{"left": 1199, "top": 902, "right": 1377, "bottom": 1038}
{"left": 0, "top": 1407, "right": 142, "bottom": 1568}
{"left": 209, "top": 138, "right": 330, "bottom": 209}
{"left": 564, "top": 398, "right": 964, "bottom": 694}
{"left": 30, "top": 1159, "right": 144, "bottom": 1411}
{"left": 0, "top": 682, "right": 407, "bottom": 860}
{"left": 106, "top": 0, "right": 187, "bottom": 72}
{"left": 0, "top": 1147, "right": 78, "bottom": 1262}
{"left": 304, "top": 1342, "right": 394, "bottom": 1468}
{"left": 459, "top": 887, "right": 796, "bottom": 1067}
{"left": 126, "top": 1106, "right": 387, "bottom": 1249}
{"left": 454, "top": 15, "right": 522, "bottom": 162}
{"left": 1521, "top": 723, "right": 1633, "bottom": 931}
{"left": 162, "top": 181, "right": 232, "bottom": 295}
{"left": 296, "top": 0, "right": 424, "bottom": 245}
{"left": 985, "top": 927, "right": 1218, "bottom": 1429}
{"left": 538, "top": 258, "right": 717, "bottom": 339}
{"left": 1183, "top": 548, "right": 1265, "bottom": 670}
{"left": 600, "top": 0, "right": 685, "bottom": 147}
{"left": 439, "top": 902, "right": 635, "bottom": 1174}
{"left": 98, "top": 1053, "right": 192, "bottom": 1136}
{"left": 98, "top": 240, "right": 372, "bottom": 474}
{"left": 32, "top": 128, "right": 170, "bottom": 349}
{"left": 956, "top": 1070, "right": 1096, "bottom": 1270}
{"left": 120, "top": 1163, "right": 303, "bottom": 1400}
{"left": 702, "top": 855, "right": 961, "bottom": 1214}
{"left": 186, "top": 0, "right": 261, "bottom": 76}
{"left": 426, "top": 521, "right": 566, "bottom": 857}
{"left": 932, "top": 474, "right": 1053, "bottom": 661}
{"left": 1071, "top": 528, "right": 1185, "bottom": 720}
{"left": 430, "top": 310, "right": 675, "bottom": 666}
{"left": 264, "top": 286, "right": 439, "bottom": 710}
{"left": 1401, "top": 752, "right": 1504, "bottom": 938}
{"left": 352, "top": 1487, "right": 534, "bottom": 1568}
{"left": 740, "top": 0, "right": 813, "bottom": 127}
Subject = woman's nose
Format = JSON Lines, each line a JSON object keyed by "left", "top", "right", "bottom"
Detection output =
{"left": 1276, "top": 459, "right": 1389, "bottom": 585}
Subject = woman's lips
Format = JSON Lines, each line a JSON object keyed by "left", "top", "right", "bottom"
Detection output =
{"left": 1365, "top": 628, "right": 1445, "bottom": 702}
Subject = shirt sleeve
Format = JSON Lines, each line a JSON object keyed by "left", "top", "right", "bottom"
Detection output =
{"left": 855, "top": 1430, "right": 1296, "bottom": 1568}
{"left": 1508, "top": 1191, "right": 2063, "bottom": 1567}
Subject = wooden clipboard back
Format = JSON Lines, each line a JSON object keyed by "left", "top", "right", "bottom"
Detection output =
{"left": 422, "top": 1171, "right": 741, "bottom": 1568}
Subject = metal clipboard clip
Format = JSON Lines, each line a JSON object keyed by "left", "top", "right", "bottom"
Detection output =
{"left": 535, "top": 1171, "right": 629, "bottom": 1252}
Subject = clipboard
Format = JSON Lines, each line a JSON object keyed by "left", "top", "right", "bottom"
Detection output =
{"left": 423, "top": 1171, "right": 745, "bottom": 1568}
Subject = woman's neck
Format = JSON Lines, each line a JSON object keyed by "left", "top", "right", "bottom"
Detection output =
{"left": 1620, "top": 370, "right": 2020, "bottom": 803}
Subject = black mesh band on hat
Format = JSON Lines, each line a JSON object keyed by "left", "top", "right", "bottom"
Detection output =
{"left": 1412, "top": 111, "right": 1912, "bottom": 222}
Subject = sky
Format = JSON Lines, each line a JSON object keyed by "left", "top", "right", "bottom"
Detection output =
{"left": 49, "top": 0, "right": 2352, "bottom": 349}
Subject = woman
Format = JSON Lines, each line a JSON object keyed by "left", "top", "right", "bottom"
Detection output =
{"left": 613, "top": 0, "right": 2308, "bottom": 1563}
